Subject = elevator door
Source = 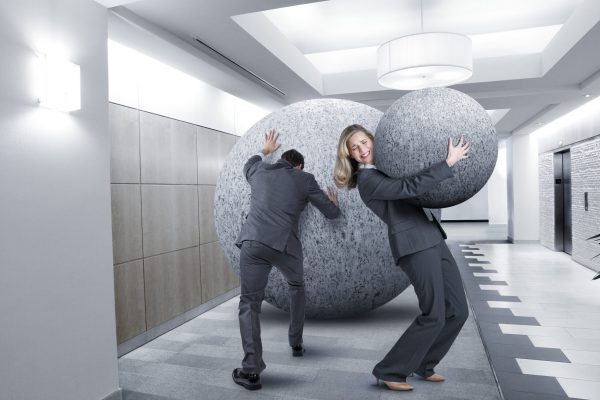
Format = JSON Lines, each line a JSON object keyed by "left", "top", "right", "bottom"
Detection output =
{"left": 563, "top": 151, "right": 572, "bottom": 254}
{"left": 554, "top": 150, "right": 572, "bottom": 254}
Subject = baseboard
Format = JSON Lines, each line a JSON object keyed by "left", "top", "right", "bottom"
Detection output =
{"left": 101, "top": 388, "right": 122, "bottom": 400}
{"left": 572, "top": 255, "right": 600, "bottom": 274}
{"left": 441, "top": 219, "right": 489, "bottom": 223}
{"left": 507, "top": 236, "right": 540, "bottom": 244}
{"left": 117, "top": 286, "right": 241, "bottom": 357}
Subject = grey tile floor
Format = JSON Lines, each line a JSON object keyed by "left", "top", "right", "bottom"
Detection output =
{"left": 120, "top": 222, "right": 599, "bottom": 400}
{"left": 119, "top": 271, "right": 500, "bottom": 400}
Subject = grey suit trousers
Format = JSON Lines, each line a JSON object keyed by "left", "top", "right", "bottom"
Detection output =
{"left": 373, "top": 240, "right": 469, "bottom": 381}
{"left": 238, "top": 240, "right": 305, "bottom": 374}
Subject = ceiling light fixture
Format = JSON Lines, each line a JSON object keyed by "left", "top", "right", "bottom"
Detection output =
{"left": 377, "top": 0, "right": 472, "bottom": 90}
{"left": 584, "top": 94, "right": 591, "bottom": 98}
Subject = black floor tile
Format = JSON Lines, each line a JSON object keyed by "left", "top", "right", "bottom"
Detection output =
{"left": 468, "top": 267, "right": 500, "bottom": 273}
{"left": 495, "top": 371, "right": 568, "bottom": 396}
{"left": 471, "top": 277, "right": 509, "bottom": 286}
{"left": 480, "top": 332, "right": 535, "bottom": 347}
{"left": 488, "top": 355, "right": 521, "bottom": 373}
{"left": 469, "top": 308, "right": 515, "bottom": 318}
{"left": 467, "top": 292, "right": 521, "bottom": 302}
{"left": 467, "top": 259, "right": 492, "bottom": 264}
{"left": 488, "top": 343, "right": 570, "bottom": 362}
{"left": 502, "top": 389, "right": 582, "bottom": 400}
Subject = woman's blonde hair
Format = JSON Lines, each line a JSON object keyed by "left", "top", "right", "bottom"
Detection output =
{"left": 333, "top": 124, "right": 375, "bottom": 189}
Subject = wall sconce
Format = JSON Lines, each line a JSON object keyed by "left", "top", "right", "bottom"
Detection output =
{"left": 36, "top": 53, "right": 81, "bottom": 112}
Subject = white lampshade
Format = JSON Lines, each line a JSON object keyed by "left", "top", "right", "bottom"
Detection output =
{"left": 377, "top": 32, "right": 472, "bottom": 90}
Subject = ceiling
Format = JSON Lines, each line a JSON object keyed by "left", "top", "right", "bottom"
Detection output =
{"left": 102, "top": 0, "right": 600, "bottom": 138}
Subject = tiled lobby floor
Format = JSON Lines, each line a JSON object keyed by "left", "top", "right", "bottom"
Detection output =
{"left": 119, "top": 285, "right": 499, "bottom": 400}
{"left": 118, "top": 223, "right": 600, "bottom": 400}
{"left": 119, "top": 257, "right": 500, "bottom": 399}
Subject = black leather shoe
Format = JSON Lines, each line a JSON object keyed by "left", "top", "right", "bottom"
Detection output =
{"left": 292, "top": 344, "right": 305, "bottom": 357}
{"left": 232, "top": 368, "right": 261, "bottom": 390}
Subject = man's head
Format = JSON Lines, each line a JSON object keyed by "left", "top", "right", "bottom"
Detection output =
{"left": 281, "top": 149, "right": 304, "bottom": 170}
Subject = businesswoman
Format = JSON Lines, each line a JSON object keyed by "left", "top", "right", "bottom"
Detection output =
{"left": 333, "top": 124, "right": 470, "bottom": 392}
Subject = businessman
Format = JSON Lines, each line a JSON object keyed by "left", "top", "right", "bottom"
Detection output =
{"left": 232, "top": 130, "right": 341, "bottom": 391}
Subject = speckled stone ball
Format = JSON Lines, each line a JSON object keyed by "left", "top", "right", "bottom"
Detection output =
{"left": 214, "top": 99, "right": 410, "bottom": 319}
{"left": 375, "top": 88, "right": 498, "bottom": 208}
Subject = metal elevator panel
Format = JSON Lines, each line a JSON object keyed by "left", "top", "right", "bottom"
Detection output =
{"left": 553, "top": 150, "right": 572, "bottom": 254}
{"left": 554, "top": 152, "right": 564, "bottom": 251}
{"left": 563, "top": 151, "right": 572, "bottom": 255}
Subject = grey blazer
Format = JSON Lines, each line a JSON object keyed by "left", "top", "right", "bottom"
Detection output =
{"left": 236, "top": 155, "right": 341, "bottom": 259}
{"left": 357, "top": 161, "right": 454, "bottom": 263}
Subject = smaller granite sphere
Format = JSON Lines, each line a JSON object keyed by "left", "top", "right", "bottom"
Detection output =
{"left": 214, "top": 99, "right": 411, "bottom": 319}
{"left": 374, "top": 88, "right": 498, "bottom": 208}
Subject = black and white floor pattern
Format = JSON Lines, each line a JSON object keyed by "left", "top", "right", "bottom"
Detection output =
{"left": 451, "top": 241, "right": 600, "bottom": 400}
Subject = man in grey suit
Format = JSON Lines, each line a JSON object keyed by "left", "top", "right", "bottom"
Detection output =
{"left": 232, "top": 130, "right": 341, "bottom": 391}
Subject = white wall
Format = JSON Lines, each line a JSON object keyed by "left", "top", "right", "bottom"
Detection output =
{"left": 441, "top": 140, "right": 507, "bottom": 223}
{"left": 536, "top": 95, "right": 600, "bottom": 154}
{"left": 108, "top": 40, "right": 272, "bottom": 136}
{"left": 108, "top": 11, "right": 279, "bottom": 136}
{"left": 0, "top": 1, "right": 120, "bottom": 400}
{"left": 488, "top": 140, "right": 508, "bottom": 224}
{"left": 442, "top": 185, "right": 489, "bottom": 220}
{"left": 507, "top": 133, "right": 540, "bottom": 241}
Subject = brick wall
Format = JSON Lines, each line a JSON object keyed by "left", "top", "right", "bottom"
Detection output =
{"left": 539, "top": 135, "right": 600, "bottom": 272}
{"left": 571, "top": 136, "right": 600, "bottom": 272}
{"left": 539, "top": 152, "right": 555, "bottom": 250}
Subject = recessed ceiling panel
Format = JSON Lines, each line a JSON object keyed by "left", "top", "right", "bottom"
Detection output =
{"left": 305, "top": 25, "right": 563, "bottom": 75}
{"left": 262, "top": 0, "right": 581, "bottom": 54}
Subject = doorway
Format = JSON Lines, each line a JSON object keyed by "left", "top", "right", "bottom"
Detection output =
{"left": 554, "top": 150, "right": 572, "bottom": 254}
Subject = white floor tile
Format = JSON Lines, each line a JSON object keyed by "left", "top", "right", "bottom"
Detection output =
{"left": 510, "top": 309, "right": 600, "bottom": 319}
{"left": 499, "top": 324, "right": 571, "bottom": 338}
{"left": 564, "top": 350, "right": 600, "bottom": 366}
{"left": 567, "top": 327, "right": 600, "bottom": 339}
{"left": 557, "top": 377, "right": 600, "bottom": 400}
{"left": 479, "top": 285, "right": 508, "bottom": 290}
{"left": 517, "top": 359, "right": 600, "bottom": 381}
{"left": 474, "top": 272, "right": 499, "bottom": 277}
{"left": 487, "top": 301, "right": 546, "bottom": 310}
{"left": 529, "top": 335, "right": 600, "bottom": 351}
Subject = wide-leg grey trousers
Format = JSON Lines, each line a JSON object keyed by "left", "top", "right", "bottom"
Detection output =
{"left": 238, "top": 240, "right": 305, "bottom": 374}
{"left": 373, "top": 241, "right": 469, "bottom": 381}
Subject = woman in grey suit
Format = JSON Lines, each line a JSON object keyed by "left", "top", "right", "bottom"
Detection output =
{"left": 333, "top": 124, "right": 470, "bottom": 392}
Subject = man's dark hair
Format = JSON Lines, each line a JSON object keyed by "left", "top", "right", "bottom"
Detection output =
{"left": 281, "top": 149, "right": 304, "bottom": 169}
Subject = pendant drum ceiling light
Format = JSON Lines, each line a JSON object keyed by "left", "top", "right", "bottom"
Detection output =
{"left": 377, "top": 0, "right": 473, "bottom": 90}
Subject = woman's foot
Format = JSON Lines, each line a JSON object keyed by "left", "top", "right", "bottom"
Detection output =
{"left": 416, "top": 373, "right": 446, "bottom": 382}
{"left": 377, "top": 378, "right": 413, "bottom": 391}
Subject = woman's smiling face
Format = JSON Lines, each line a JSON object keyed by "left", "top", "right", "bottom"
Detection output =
{"left": 347, "top": 130, "right": 374, "bottom": 165}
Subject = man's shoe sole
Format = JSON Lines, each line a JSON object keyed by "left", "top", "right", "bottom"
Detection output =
{"left": 232, "top": 370, "right": 262, "bottom": 390}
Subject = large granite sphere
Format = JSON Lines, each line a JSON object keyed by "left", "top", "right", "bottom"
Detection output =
{"left": 214, "top": 99, "right": 410, "bottom": 318}
{"left": 375, "top": 87, "right": 498, "bottom": 208}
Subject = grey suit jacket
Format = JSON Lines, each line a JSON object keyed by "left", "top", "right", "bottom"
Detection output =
{"left": 357, "top": 161, "right": 454, "bottom": 264}
{"left": 236, "top": 155, "right": 341, "bottom": 259}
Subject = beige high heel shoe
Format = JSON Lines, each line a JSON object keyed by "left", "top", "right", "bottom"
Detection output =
{"left": 376, "top": 378, "right": 413, "bottom": 391}
{"left": 416, "top": 373, "right": 446, "bottom": 382}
